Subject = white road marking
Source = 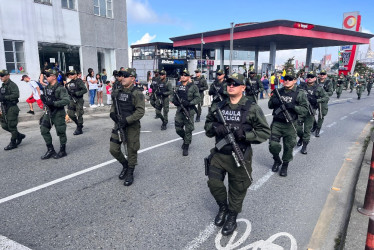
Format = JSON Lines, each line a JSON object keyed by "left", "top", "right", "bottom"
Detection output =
{"left": 326, "top": 122, "right": 337, "bottom": 128}
{"left": 331, "top": 98, "right": 352, "bottom": 103}
{"left": 0, "top": 235, "right": 31, "bottom": 250}
{"left": 249, "top": 170, "right": 274, "bottom": 191}
{"left": 183, "top": 222, "right": 217, "bottom": 250}
{"left": 0, "top": 131, "right": 205, "bottom": 205}
{"left": 140, "top": 131, "right": 152, "bottom": 133}
{"left": 340, "top": 116, "right": 348, "bottom": 120}
{"left": 350, "top": 111, "right": 358, "bottom": 115}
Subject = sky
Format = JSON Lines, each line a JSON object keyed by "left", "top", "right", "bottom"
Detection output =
{"left": 126, "top": 0, "right": 374, "bottom": 66}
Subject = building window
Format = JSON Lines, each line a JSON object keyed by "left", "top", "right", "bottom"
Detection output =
{"left": 4, "top": 40, "right": 26, "bottom": 74}
{"left": 34, "top": 0, "right": 52, "bottom": 5}
{"left": 94, "top": 0, "right": 113, "bottom": 18}
{"left": 62, "top": 0, "right": 75, "bottom": 10}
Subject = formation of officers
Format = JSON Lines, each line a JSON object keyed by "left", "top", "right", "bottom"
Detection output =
{"left": 1, "top": 66, "right": 373, "bottom": 236}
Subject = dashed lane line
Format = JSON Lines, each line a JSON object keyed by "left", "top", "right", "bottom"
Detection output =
{"left": 350, "top": 111, "right": 358, "bottom": 115}
{"left": 340, "top": 116, "right": 348, "bottom": 120}
{"left": 326, "top": 122, "right": 337, "bottom": 128}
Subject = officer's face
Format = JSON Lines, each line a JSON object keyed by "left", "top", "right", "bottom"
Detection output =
{"left": 180, "top": 74, "right": 190, "bottom": 84}
{"left": 217, "top": 74, "right": 224, "bottom": 81}
{"left": 160, "top": 74, "right": 166, "bottom": 80}
{"left": 227, "top": 80, "right": 245, "bottom": 96}
{"left": 0, "top": 74, "right": 9, "bottom": 82}
{"left": 307, "top": 75, "right": 316, "bottom": 84}
{"left": 319, "top": 73, "right": 327, "bottom": 80}
{"left": 68, "top": 74, "right": 77, "bottom": 80}
{"left": 283, "top": 77, "right": 296, "bottom": 89}
{"left": 195, "top": 72, "right": 201, "bottom": 77}
{"left": 122, "top": 76, "right": 134, "bottom": 88}
{"left": 46, "top": 74, "right": 57, "bottom": 84}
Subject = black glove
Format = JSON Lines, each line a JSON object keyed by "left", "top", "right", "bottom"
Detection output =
{"left": 284, "top": 101, "right": 296, "bottom": 110}
{"left": 45, "top": 98, "right": 54, "bottom": 106}
{"left": 213, "top": 122, "right": 227, "bottom": 137}
{"left": 182, "top": 100, "right": 190, "bottom": 107}
{"left": 110, "top": 112, "right": 118, "bottom": 123}
{"left": 40, "top": 95, "right": 46, "bottom": 104}
{"left": 0, "top": 94, "right": 4, "bottom": 102}
{"left": 270, "top": 95, "right": 281, "bottom": 107}
{"left": 162, "top": 92, "right": 169, "bottom": 97}
{"left": 233, "top": 128, "right": 246, "bottom": 141}
{"left": 309, "top": 98, "right": 317, "bottom": 106}
{"left": 173, "top": 98, "right": 180, "bottom": 106}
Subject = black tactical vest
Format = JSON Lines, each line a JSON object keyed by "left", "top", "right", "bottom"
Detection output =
{"left": 212, "top": 81, "right": 226, "bottom": 103}
{"left": 245, "top": 78, "right": 259, "bottom": 95}
{"left": 302, "top": 83, "right": 319, "bottom": 109}
{"left": 337, "top": 77, "right": 345, "bottom": 85}
{"left": 193, "top": 77, "right": 201, "bottom": 89}
{"left": 272, "top": 88, "right": 298, "bottom": 122}
{"left": 117, "top": 88, "right": 137, "bottom": 120}
{"left": 215, "top": 100, "right": 252, "bottom": 154}
{"left": 322, "top": 79, "right": 331, "bottom": 92}
{"left": 177, "top": 83, "right": 190, "bottom": 101}
{"left": 159, "top": 79, "right": 167, "bottom": 93}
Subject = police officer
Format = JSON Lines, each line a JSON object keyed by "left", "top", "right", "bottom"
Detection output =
{"left": 297, "top": 71, "right": 328, "bottom": 154}
{"left": 269, "top": 70, "right": 308, "bottom": 176}
{"left": 356, "top": 74, "right": 366, "bottom": 100}
{"left": 312, "top": 70, "right": 333, "bottom": 137}
{"left": 347, "top": 72, "right": 355, "bottom": 93}
{"left": 367, "top": 74, "right": 373, "bottom": 96}
{"left": 171, "top": 69, "right": 200, "bottom": 156}
{"left": 208, "top": 69, "right": 227, "bottom": 105}
{"left": 65, "top": 69, "right": 88, "bottom": 135}
{"left": 331, "top": 73, "right": 338, "bottom": 92}
{"left": 336, "top": 73, "right": 345, "bottom": 99}
{"left": 154, "top": 70, "right": 172, "bottom": 130}
{"left": 193, "top": 69, "right": 208, "bottom": 122}
{"left": 109, "top": 69, "right": 145, "bottom": 186}
{"left": 40, "top": 69, "right": 70, "bottom": 159}
{"left": 204, "top": 73, "right": 270, "bottom": 235}
{"left": 150, "top": 69, "right": 161, "bottom": 119}
{"left": 245, "top": 69, "right": 264, "bottom": 103}
{"left": 0, "top": 69, "right": 26, "bottom": 150}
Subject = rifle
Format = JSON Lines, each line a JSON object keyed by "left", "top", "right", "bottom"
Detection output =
{"left": 213, "top": 83, "right": 224, "bottom": 102}
{"left": 114, "top": 96, "right": 128, "bottom": 159}
{"left": 41, "top": 86, "right": 52, "bottom": 128}
{"left": 66, "top": 81, "right": 78, "bottom": 104}
{"left": 173, "top": 88, "right": 192, "bottom": 124}
{"left": 247, "top": 79, "right": 258, "bottom": 103}
{"left": 273, "top": 88, "right": 297, "bottom": 133}
{"left": 0, "top": 102, "right": 7, "bottom": 123}
{"left": 318, "top": 102, "right": 322, "bottom": 120}
{"left": 215, "top": 107, "right": 252, "bottom": 182}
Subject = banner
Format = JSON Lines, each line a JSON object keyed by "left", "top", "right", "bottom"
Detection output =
{"left": 338, "top": 12, "right": 361, "bottom": 75}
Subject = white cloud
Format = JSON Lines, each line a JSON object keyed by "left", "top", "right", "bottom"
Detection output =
{"left": 127, "top": 0, "right": 159, "bottom": 23}
{"left": 131, "top": 33, "right": 156, "bottom": 45}
{"left": 361, "top": 28, "right": 373, "bottom": 34}
{"left": 258, "top": 49, "right": 308, "bottom": 67}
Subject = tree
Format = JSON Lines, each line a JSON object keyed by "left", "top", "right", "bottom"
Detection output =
{"left": 283, "top": 57, "right": 295, "bottom": 70}
{"left": 354, "top": 61, "right": 373, "bottom": 75}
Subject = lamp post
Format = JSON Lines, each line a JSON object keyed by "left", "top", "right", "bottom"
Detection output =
{"left": 229, "top": 22, "right": 234, "bottom": 75}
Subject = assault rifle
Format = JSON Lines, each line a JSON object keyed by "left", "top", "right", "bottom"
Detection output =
{"left": 273, "top": 88, "right": 297, "bottom": 133}
{"left": 173, "top": 88, "right": 192, "bottom": 124}
{"left": 114, "top": 96, "right": 128, "bottom": 159}
{"left": 215, "top": 107, "right": 252, "bottom": 182}
{"left": 66, "top": 81, "right": 78, "bottom": 104}
{"left": 318, "top": 102, "right": 322, "bottom": 120}
{"left": 212, "top": 84, "right": 224, "bottom": 102}
{"left": 41, "top": 86, "right": 52, "bottom": 128}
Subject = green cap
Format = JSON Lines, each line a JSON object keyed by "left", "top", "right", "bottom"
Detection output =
{"left": 153, "top": 69, "right": 159, "bottom": 73}
{"left": 307, "top": 71, "right": 316, "bottom": 77}
{"left": 320, "top": 69, "right": 327, "bottom": 75}
{"left": 160, "top": 70, "right": 166, "bottom": 75}
{"left": 216, "top": 69, "right": 224, "bottom": 75}
{"left": 227, "top": 73, "right": 245, "bottom": 85}
{"left": 194, "top": 69, "right": 201, "bottom": 73}
{"left": 44, "top": 69, "right": 58, "bottom": 77}
{"left": 127, "top": 68, "right": 137, "bottom": 78}
{"left": 181, "top": 69, "right": 190, "bottom": 76}
{"left": 66, "top": 69, "right": 77, "bottom": 75}
{"left": 0, "top": 69, "right": 9, "bottom": 76}
{"left": 285, "top": 69, "right": 296, "bottom": 78}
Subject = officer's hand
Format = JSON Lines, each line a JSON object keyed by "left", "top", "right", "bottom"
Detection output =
{"left": 284, "top": 102, "right": 296, "bottom": 110}
{"left": 182, "top": 100, "right": 191, "bottom": 107}
{"left": 309, "top": 99, "right": 317, "bottom": 106}
{"left": 270, "top": 95, "right": 281, "bottom": 106}
{"left": 213, "top": 122, "right": 227, "bottom": 137}
{"left": 233, "top": 128, "right": 246, "bottom": 141}
{"left": 162, "top": 92, "right": 169, "bottom": 97}
{"left": 45, "top": 99, "right": 54, "bottom": 106}
{"left": 110, "top": 112, "right": 118, "bottom": 123}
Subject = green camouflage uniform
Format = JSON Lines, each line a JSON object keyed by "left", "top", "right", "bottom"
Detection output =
{"left": 0, "top": 78, "right": 21, "bottom": 142}
{"left": 208, "top": 78, "right": 227, "bottom": 104}
{"left": 109, "top": 84, "right": 145, "bottom": 168}
{"left": 205, "top": 96, "right": 270, "bottom": 213}
{"left": 193, "top": 75, "right": 208, "bottom": 119}
{"left": 356, "top": 76, "right": 366, "bottom": 99}
{"left": 66, "top": 78, "right": 87, "bottom": 127}
{"left": 316, "top": 77, "right": 333, "bottom": 129}
{"left": 245, "top": 75, "right": 264, "bottom": 103}
{"left": 154, "top": 77, "right": 172, "bottom": 124}
{"left": 269, "top": 85, "right": 308, "bottom": 163}
{"left": 367, "top": 75, "right": 373, "bottom": 95}
{"left": 336, "top": 74, "right": 345, "bottom": 98}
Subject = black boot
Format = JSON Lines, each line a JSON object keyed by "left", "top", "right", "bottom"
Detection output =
{"left": 222, "top": 210, "right": 238, "bottom": 236}
{"left": 54, "top": 144, "right": 67, "bottom": 159}
{"left": 119, "top": 160, "right": 128, "bottom": 180}
{"left": 16, "top": 133, "right": 26, "bottom": 146}
{"left": 73, "top": 125, "right": 83, "bottom": 135}
{"left": 272, "top": 160, "right": 282, "bottom": 172}
{"left": 183, "top": 144, "right": 189, "bottom": 156}
{"left": 195, "top": 116, "right": 200, "bottom": 122}
{"left": 41, "top": 144, "right": 56, "bottom": 159}
{"left": 279, "top": 162, "right": 289, "bottom": 177}
{"left": 124, "top": 167, "right": 134, "bottom": 186}
{"left": 297, "top": 138, "right": 303, "bottom": 147}
{"left": 4, "top": 139, "right": 17, "bottom": 150}
{"left": 315, "top": 128, "right": 320, "bottom": 137}
{"left": 301, "top": 141, "right": 308, "bottom": 154}
{"left": 161, "top": 122, "right": 167, "bottom": 130}
{"left": 215, "top": 201, "right": 228, "bottom": 227}
{"left": 311, "top": 122, "right": 317, "bottom": 133}
{"left": 358, "top": 96, "right": 361, "bottom": 100}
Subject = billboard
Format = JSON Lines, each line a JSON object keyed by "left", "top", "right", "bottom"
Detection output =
{"left": 338, "top": 12, "right": 361, "bottom": 75}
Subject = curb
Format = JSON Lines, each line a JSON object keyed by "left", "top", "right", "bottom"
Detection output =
{"left": 307, "top": 122, "right": 372, "bottom": 250}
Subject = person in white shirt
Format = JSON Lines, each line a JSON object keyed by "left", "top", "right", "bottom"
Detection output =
{"left": 21, "top": 75, "right": 43, "bottom": 114}
{"left": 86, "top": 69, "right": 98, "bottom": 107}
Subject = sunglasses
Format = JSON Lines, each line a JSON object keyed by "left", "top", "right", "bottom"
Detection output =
{"left": 284, "top": 76, "right": 294, "bottom": 81}
{"left": 160, "top": 73, "right": 165, "bottom": 76}
{"left": 320, "top": 73, "right": 327, "bottom": 75}
{"left": 181, "top": 74, "right": 188, "bottom": 77}
{"left": 0, "top": 75, "right": 6, "bottom": 77}
{"left": 217, "top": 73, "right": 223, "bottom": 76}
{"left": 227, "top": 81, "right": 242, "bottom": 87}
{"left": 306, "top": 75, "right": 315, "bottom": 78}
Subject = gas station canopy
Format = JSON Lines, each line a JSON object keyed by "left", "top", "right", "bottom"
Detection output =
{"left": 170, "top": 20, "right": 373, "bottom": 51}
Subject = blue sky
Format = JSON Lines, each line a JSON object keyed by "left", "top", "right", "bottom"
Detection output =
{"left": 127, "top": 0, "right": 374, "bottom": 65}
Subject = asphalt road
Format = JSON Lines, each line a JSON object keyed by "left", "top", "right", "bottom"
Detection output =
{"left": 0, "top": 90, "right": 372, "bottom": 250}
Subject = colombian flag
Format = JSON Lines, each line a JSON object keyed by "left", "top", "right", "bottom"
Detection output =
{"left": 280, "top": 69, "right": 286, "bottom": 84}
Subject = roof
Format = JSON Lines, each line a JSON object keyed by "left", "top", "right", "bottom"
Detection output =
{"left": 130, "top": 42, "right": 173, "bottom": 49}
{"left": 170, "top": 20, "right": 374, "bottom": 51}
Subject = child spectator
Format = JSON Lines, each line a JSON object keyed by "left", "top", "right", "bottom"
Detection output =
{"left": 21, "top": 75, "right": 43, "bottom": 114}
{"left": 106, "top": 81, "right": 112, "bottom": 105}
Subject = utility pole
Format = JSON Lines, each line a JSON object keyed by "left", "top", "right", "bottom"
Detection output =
{"left": 229, "top": 22, "right": 234, "bottom": 75}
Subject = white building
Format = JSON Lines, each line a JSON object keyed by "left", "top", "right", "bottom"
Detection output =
{"left": 0, "top": 0, "right": 128, "bottom": 101}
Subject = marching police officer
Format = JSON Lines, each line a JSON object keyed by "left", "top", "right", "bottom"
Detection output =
{"left": 109, "top": 69, "right": 145, "bottom": 186}
{"left": 0, "top": 69, "right": 26, "bottom": 150}
{"left": 356, "top": 74, "right": 366, "bottom": 100}
{"left": 65, "top": 69, "right": 87, "bottom": 135}
{"left": 347, "top": 72, "right": 355, "bottom": 93}
{"left": 245, "top": 69, "right": 263, "bottom": 103}
{"left": 208, "top": 69, "right": 227, "bottom": 105}
{"left": 336, "top": 73, "right": 345, "bottom": 99}
{"left": 367, "top": 74, "right": 373, "bottom": 96}
{"left": 193, "top": 69, "right": 208, "bottom": 122}
{"left": 268, "top": 70, "right": 308, "bottom": 176}
{"left": 312, "top": 70, "right": 333, "bottom": 137}
{"left": 154, "top": 70, "right": 172, "bottom": 130}
{"left": 297, "top": 71, "right": 328, "bottom": 154}
{"left": 150, "top": 69, "right": 161, "bottom": 119}
{"left": 171, "top": 69, "right": 200, "bottom": 156}
{"left": 204, "top": 73, "right": 270, "bottom": 235}
{"left": 40, "top": 69, "right": 70, "bottom": 159}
